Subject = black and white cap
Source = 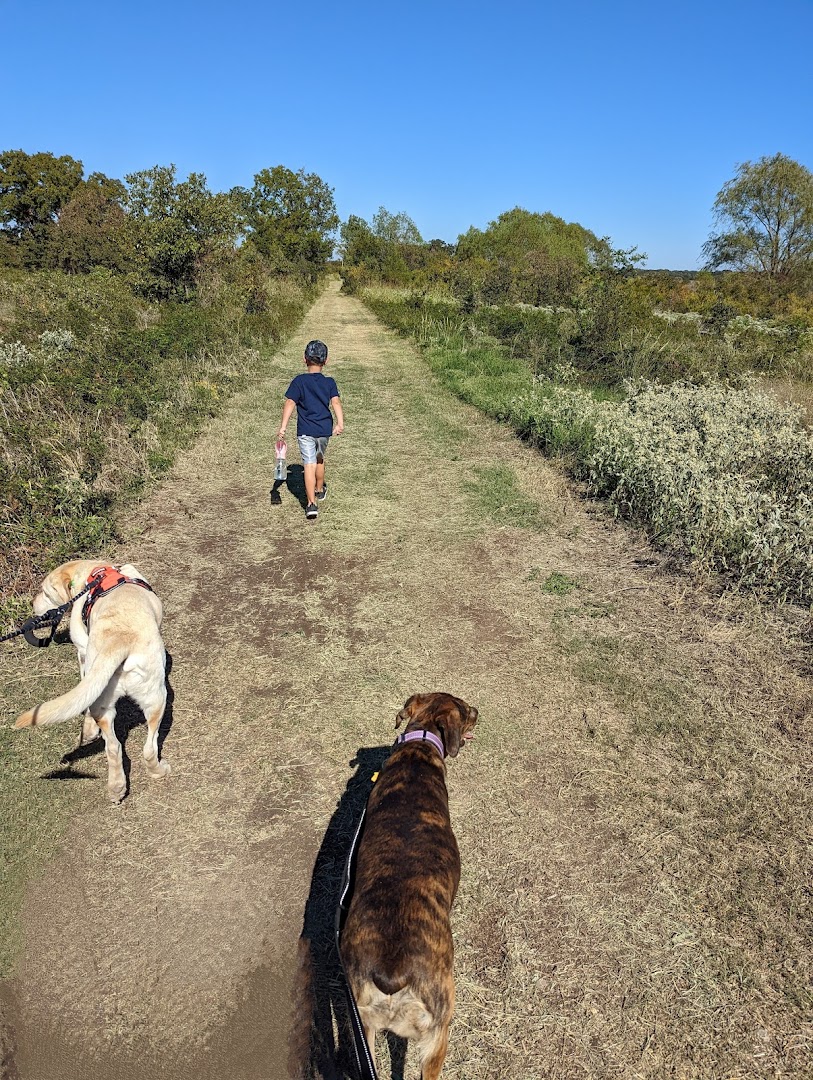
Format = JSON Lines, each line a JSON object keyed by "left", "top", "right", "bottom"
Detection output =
{"left": 304, "top": 340, "right": 328, "bottom": 362}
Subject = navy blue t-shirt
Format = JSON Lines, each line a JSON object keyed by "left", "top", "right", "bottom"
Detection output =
{"left": 285, "top": 372, "right": 340, "bottom": 437}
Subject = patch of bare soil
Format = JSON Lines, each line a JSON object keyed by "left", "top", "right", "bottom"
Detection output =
{"left": 2, "top": 281, "right": 811, "bottom": 1079}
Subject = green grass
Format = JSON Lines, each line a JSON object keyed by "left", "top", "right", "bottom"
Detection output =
{"left": 539, "top": 570, "right": 579, "bottom": 595}
{"left": 0, "top": 268, "right": 316, "bottom": 614}
{"left": 463, "top": 463, "right": 549, "bottom": 531}
{"left": 406, "top": 391, "right": 470, "bottom": 456}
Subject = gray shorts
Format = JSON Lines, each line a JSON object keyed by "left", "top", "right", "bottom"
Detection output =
{"left": 297, "top": 434, "right": 329, "bottom": 465}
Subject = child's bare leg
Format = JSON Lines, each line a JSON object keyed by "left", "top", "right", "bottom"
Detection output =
{"left": 304, "top": 463, "right": 317, "bottom": 504}
{"left": 315, "top": 460, "right": 325, "bottom": 493}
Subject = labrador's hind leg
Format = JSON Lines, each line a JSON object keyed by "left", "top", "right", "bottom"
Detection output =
{"left": 80, "top": 713, "right": 101, "bottom": 745}
{"left": 142, "top": 691, "right": 170, "bottom": 779}
{"left": 95, "top": 707, "right": 127, "bottom": 803}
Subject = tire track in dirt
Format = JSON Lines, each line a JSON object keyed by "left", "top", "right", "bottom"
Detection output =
{"left": 3, "top": 281, "right": 811, "bottom": 1079}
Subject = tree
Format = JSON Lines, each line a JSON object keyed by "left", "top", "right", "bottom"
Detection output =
{"left": 124, "top": 164, "right": 241, "bottom": 298}
{"left": 456, "top": 208, "right": 609, "bottom": 305}
{"left": 0, "top": 149, "right": 84, "bottom": 266}
{"left": 51, "top": 172, "right": 132, "bottom": 274}
{"left": 338, "top": 207, "right": 425, "bottom": 287}
{"left": 337, "top": 214, "right": 385, "bottom": 291}
{"left": 457, "top": 208, "right": 607, "bottom": 267}
{"left": 703, "top": 153, "right": 813, "bottom": 279}
{"left": 371, "top": 207, "right": 423, "bottom": 245}
{"left": 241, "top": 166, "right": 338, "bottom": 280}
{"left": 339, "top": 214, "right": 384, "bottom": 266}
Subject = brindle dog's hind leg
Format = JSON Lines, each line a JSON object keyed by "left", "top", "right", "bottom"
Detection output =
{"left": 416, "top": 1024, "right": 450, "bottom": 1080}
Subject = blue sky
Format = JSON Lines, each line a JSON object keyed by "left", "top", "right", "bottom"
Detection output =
{"left": 4, "top": 0, "right": 812, "bottom": 268}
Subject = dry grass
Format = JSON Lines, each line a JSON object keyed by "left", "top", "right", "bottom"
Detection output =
{"left": 759, "top": 374, "right": 813, "bottom": 425}
{"left": 1, "top": 281, "right": 811, "bottom": 1078}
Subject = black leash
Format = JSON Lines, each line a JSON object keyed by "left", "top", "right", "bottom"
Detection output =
{"left": 336, "top": 779, "right": 380, "bottom": 1080}
{"left": 0, "top": 579, "right": 95, "bottom": 648}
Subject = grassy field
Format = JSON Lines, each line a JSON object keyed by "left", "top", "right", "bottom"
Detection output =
{"left": 1, "top": 280, "right": 811, "bottom": 1079}
{"left": 362, "top": 286, "right": 813, "bottom": 608}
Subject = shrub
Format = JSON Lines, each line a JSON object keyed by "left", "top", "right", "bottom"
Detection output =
{"left": 585, "top": 381, "right": 813, "bottom": 601}
{"left": 508, "top": 378, "right": 813, "bottom": 602}
{"left": 362, "top": 284, "right": 813, "bottom": 604}
{"left": 509, "top": 384, "right": 601, "bottom": 463}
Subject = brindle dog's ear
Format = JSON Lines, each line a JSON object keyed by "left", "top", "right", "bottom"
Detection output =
{"left": 443, "top": 699, "right": 478, "bottom": 758}
{"left": 395, "top": 694, "right": 420, "bottom": 730}
{"left": 443, "top": 720, "right": 462, "bottom": 758}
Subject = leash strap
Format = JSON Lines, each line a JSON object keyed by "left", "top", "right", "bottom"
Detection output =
{"left": 0, "top": 567, "right": 153, "bottom": 648}
{"left": 0, "top": 579, "right": 96, "bottom": 648}
{"left": 22, "top": 615, "right": 61, "bottom": 649}
{"left": 336, "top": 797, "right": 379, "bottom": 1080}
{"left": 0, "top": 611, "right": 61, "bottom": 647}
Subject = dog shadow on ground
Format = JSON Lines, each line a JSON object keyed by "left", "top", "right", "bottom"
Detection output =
{"left": 290, "top": 744, "right": 408, "bottom": 1080}
{"left": 43, "top": 651, "right": 176, "bottom": 792}
{"left": 271, "top": 463, "right": 306, "bottom": 509}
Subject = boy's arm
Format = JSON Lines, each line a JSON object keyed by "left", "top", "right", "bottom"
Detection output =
{"left": 331, "top": 395, "right": 344, "bottom": 434}
{"left": 278, "top": 398, "right": 296, "bottom": 438}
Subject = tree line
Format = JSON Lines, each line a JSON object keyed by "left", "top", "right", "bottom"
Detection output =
{"left": 338, "top": 153, "right": 813, "bottom": 321}
{"left": 338, "top": 204, "right": 634, "bottom": 308}
{"left": 3, "top": 148, "right": 812, "bottom": 319}
{"left": 0, "top": 151, "right": 339, "bottom": 298}
{"left": 350, "top": 155, "right": 813, "bottom": 400}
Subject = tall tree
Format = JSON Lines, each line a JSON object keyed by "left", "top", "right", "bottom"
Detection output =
{"left": 51, "top": 173, "right": 132, "bottom": 274}
{"left": 339, "top": 214, "right": 384, "bottom": 267}
{"left": 703, "top": 153, "right": 813, "bottom": 278}
{"left": 124, "top": 164, "right": 240, "bottom": 298}
{"left": 241, "top": 166, "right": 338, "bottom": 280}
{"left": 0, "top": 149, "right": 84, "bottom": 266}
{"left": 371, "top": 207, "right": 423, "bottom": 245}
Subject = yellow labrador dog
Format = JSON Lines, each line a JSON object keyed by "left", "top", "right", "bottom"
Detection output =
{"left": 15, "top": 560, "right": 170, "bottom": 803}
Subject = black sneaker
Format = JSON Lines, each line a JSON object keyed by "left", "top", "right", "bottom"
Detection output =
{"left": 305, "top": 502, "right": 318, "bottom": 520}
{"left": 315, "top": 483, "right": 328, "bottom": 503}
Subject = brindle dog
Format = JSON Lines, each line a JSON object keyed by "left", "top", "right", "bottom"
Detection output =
{"left": 340, "top": 692, "right": 478, "bottom": 1079}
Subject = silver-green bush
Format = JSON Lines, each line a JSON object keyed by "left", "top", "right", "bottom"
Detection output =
{"left": 515, "top": 379, "right": 813, "bottom": 602}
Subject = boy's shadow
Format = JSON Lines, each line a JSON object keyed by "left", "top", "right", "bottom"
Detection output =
{"left": 290, "top": 744, "right": 408, "bottom": 1080}
{"left": 45, "top": 652, "right": 176, "bottom": 795}
{"left": 271, "top": 464, "right": 306, "bottom": 509}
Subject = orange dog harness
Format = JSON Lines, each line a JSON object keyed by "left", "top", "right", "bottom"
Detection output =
{"left": 82, "top": 565, "right": 153, "bottom": 626}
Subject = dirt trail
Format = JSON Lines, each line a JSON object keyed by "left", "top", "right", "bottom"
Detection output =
{"left": 2, "top": 280, "right": 811, "bottom": 1079}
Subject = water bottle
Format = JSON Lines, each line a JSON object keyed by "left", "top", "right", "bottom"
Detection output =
{"left": 274, "top": 437, "right": 287, "bottom": 481}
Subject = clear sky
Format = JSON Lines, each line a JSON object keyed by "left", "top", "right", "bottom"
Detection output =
{"left": 4, "top": 0, "right": 812, "bottom": 269}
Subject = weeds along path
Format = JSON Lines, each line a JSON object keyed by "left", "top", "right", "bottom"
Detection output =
{"left": 2, "top": 279, "right": 812, "bottom": 1079}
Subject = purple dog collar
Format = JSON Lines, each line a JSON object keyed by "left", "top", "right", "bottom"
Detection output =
{"left": 395, "top": 729, "right": 445, "bottom": 759}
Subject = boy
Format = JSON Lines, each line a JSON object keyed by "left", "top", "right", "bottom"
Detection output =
{"left": 277, "top": 339, "right": 344, "bottom": 520}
